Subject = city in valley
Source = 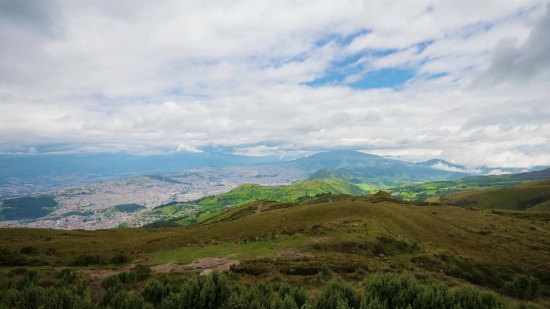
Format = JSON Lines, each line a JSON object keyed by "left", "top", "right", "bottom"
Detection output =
{"left": 0, "top": 165, "right": 309, "bottom": 230}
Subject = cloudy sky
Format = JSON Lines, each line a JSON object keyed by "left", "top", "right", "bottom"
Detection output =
{"left": 0, "top": 0, "right": 549, "bottom": 168}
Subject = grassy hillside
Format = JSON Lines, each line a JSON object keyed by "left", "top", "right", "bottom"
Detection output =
{"left": 388, "top": 168, "right": 550, "bottom": 201}
{"left": 1, "top": 193, "right": 550, "bottom": 306}
{"left": 144, "top": 178, "right": 366, "bottom": 227}
{"left": 440, "top": 179, "right": 550, "bottom": 211}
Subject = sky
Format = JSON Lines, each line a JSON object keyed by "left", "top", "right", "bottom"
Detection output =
{"left": 0, "top": 0, "right": 549, "bottom": 168}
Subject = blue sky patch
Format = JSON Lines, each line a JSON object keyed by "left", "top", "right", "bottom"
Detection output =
{"left": 350, "top": 68, "right": 416, "bottom": 89}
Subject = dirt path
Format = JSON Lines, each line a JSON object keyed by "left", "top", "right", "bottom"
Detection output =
{"left": 151, "top": 257, "right": 240, "bottom": 274}
{"left": 256, "top": 204, "right": 263, "bottom": 213}
{"left": 80, "top": 264, "right": 136, "bottom": 279}
{"left": 89, "top": 281, "right": 104, "bottom": 304}
{"left": 268, "top": 249, "right": 314, "bottom": 259}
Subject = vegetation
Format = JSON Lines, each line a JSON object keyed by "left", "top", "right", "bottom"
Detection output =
{"left": 114, "top": 204, "right": 147, "bottom": 213}
{"left": 0, "top": 268, "right": 514, "bottom": 309}
{"left": 0, "top": 191, "right": 549, "bottom": 307}
{"left": 381, "top": 168, "right": 550, "bottom": 201}
{"left": 440, "top": 179, "right": 550, "bottom": 211}
{"left": 144, "top": 178, "right": 366, "bottom": 227}
{"left": 0, "top": 195, "right": 58, "bottom": 220}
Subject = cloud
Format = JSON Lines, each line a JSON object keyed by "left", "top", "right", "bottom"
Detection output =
{"left": 430, "top": 162, "right": 482, "bottom": 174}
{"left": 27, "top": 147, "right": 38, "bottom": 154}
{"left": 176, "top": 144, "right": 202, "bottom": 153}
{"left": 0, "top": 0, "right": 61, "bottom": 35}
{"left": 0, "top": 1, "right": 548, "bottom": 168}
{"left": 488, "top": 169, "right": 511, "bottom": 175}
{"left": 472, "top": 2, "right": 550, "bottom": 86}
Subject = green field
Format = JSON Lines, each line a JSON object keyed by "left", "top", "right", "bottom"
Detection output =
{"left": 388, "top": 168, "right": 550, "bottom": 201}
{"left": 440, "top": 179, "right": 550, "bottom": 210}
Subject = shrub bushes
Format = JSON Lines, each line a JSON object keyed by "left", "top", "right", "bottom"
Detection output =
{"left": 0, "top": 269, "right": 516, "bottom": 309}
{"left": 504, "top": 275, "right": 541, "bottom": 301}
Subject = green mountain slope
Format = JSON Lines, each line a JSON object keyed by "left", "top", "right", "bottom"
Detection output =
{"left": 199, "top": 178, "right": 364, "bottom": 206}
{"left": 440, "top": 179, "right": 550, "bottom": 210}
{"left": 389, "top": 168, "right": 550, "bottom": 201}
{"left": 144, "top": 178, "right": 366, "bottom": 226}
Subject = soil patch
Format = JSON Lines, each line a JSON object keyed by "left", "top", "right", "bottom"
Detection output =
{"left": 151, "top": 257, "right": 240, "bottom": 273}
{"left": 80, "top": 264, "right": 136, "bottom": 279}
{"left": 89, "top": 281, "right": 104, "bottom": 304}
{"left": 268, "top": 249, "right": 314, "bottom": 259}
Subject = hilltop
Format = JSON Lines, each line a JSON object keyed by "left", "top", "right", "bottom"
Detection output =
{"left": 141, "top": 178, "right": 366, "bottom": 227}
{"left": 387, "top": 168, "right": 550, "bottom": 201}
{"left": 440, "top": 179, "right": 550, "bottom": 211}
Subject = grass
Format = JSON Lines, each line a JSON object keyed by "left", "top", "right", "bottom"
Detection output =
{"left": 142, "top": 178, "right": 366, "bottom": 227}
{"left": 1, "top": 193, "right": 549, "bottom": 299}
{"left": 197, "top": 178, "right": 365, "bottom": 208}
{"left": 146, "top": 234, "right": 307, "bottom": 265}
{"left": 387, "top": 168, "right": 550, "bottom": 201}
{"left": 441, "top": 179, "right": 550, "bottom": 210}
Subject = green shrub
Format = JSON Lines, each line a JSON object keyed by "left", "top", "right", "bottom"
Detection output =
{"left": 141, "top": 279, "right": 170, "bottom": 306}
{"left": 56, "top": 268, "right": 77, "bottom": 284}
{"left": 504, "top": 275, "right": 541, "bottom": 301}
{"left": 314, "top": 281, "right": 362, "bottom": 309}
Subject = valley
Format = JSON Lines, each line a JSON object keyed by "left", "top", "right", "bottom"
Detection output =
{"left": 0, "top": 165, "right": 310, "bottom": 229}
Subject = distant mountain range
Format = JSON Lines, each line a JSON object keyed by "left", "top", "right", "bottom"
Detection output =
{"left": 288, "top": 150, "right": 547, "bottom": 188}
{"left": 1, "top": 149, "right": 548, "bottom": 198}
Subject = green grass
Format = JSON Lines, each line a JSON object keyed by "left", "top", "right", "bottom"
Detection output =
{"left": 388, "top": 168, "right": 550, "bottom": 201}
{"left": 142, "top": 178, "right": 366, "bottom": 227}
{"left": 197, "top": 178, "right": 365, "bottom": 208}
{"left": 1, "top": 192, "right": 550, "bottom": 300}
{"left": 440, "top": 179, "right": 550, "bottom": 210}
{"left": 146, "top": 234, "right": 307, "bottom": 265}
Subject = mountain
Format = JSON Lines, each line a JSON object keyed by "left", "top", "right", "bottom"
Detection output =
{"left": 440, "top": 179, "right": 550, "bottom": 211}
{"left": 289, "top": 150, "right": 470, "bottom": 188}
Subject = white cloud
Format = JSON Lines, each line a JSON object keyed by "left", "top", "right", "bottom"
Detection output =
{"left": 0, "top": 1, "right": 548, "bottom": 168}
{"left": 176, "top": 144, "right": 202, "bottom": 153}
{"left": 488, "top": 169, "right": 511, "bottom": 175}
{"left": 430, "top": 162, "right": 482, "bottom": 174}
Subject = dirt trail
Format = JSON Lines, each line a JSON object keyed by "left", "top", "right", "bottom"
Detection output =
{"left": 80, "top": 264, "right": 136, "bottom": 279}
{"left": 89, "top": 281, "right": 104, "bottom": 304}
{"left": 79, "top": 257, "right": 239, "bottom": 280}
{"left": 256, "top": 204, "right": 263, "bottom": 213}
{"left": 268, "top": 249, "right": 314, "bottom": 259}
{"left": 151, "top": 257, "right": 240, "bottom": 274}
